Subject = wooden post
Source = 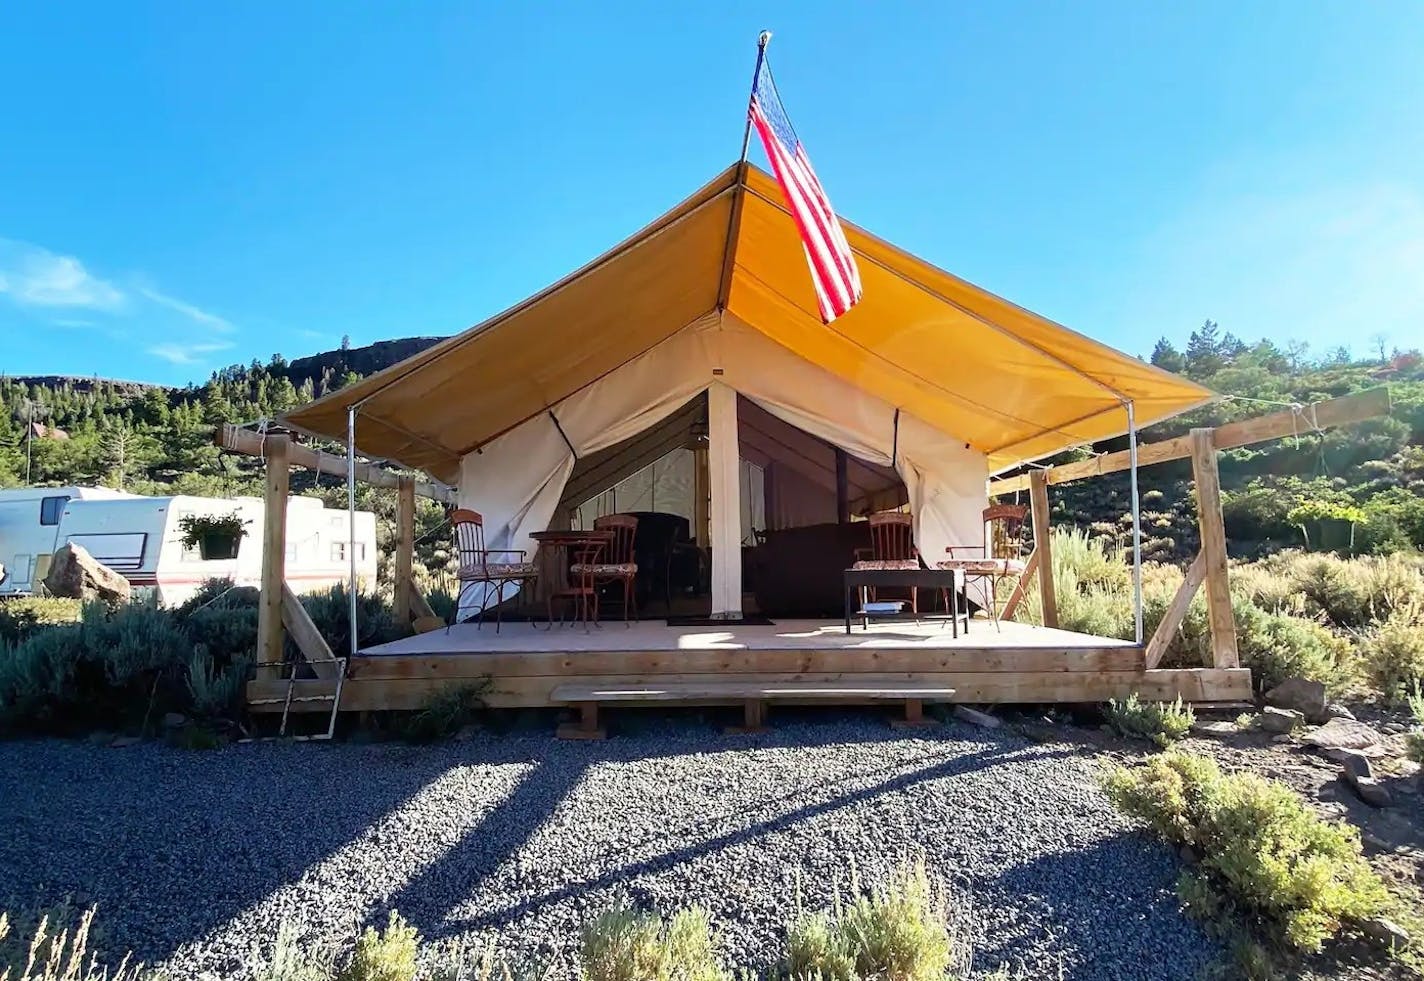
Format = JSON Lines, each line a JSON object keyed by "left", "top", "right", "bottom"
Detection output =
{"left": 1190, "top": 428, "right": 1238, "bottom": 668}
{"left": 693, "top": 445, "right": 710, "bottom": 547}
{"left": 1029, "top": 469, "right": 1058, "bottom": 628}
{"left": 258, "top": 435, "right": 290, "bottom": 666}
{"left": 835, "top": 448, "right": 850, "bottom": 523}
{"left": 394, "top": 477, "right": 415, "bottom": 626}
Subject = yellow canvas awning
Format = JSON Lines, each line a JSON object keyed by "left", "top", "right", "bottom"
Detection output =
{"left": 285, "top": 163, "right": 1213, "bottom": 482}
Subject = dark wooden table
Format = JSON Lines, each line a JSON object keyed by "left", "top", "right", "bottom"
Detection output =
{"left": 843, "top": 567, "right": 968, "bottom": 636}
{"left": 532, "top": 529, "right": 614, "bottom": 628}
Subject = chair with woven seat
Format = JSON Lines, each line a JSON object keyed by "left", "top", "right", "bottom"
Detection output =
{"left": 570, "top": 513, "right": 639, "bottom": 626}
{"left": 938, "top": 503, "right": 1029, "bottom": 632}
{"left": 449, "top": 508, "right": 538, "bottom": 633}
{"left": 851, "top": 510, "right": 922, "bottom": 613}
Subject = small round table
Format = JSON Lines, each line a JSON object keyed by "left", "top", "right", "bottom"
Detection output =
{"left": 530, "top": 530, "right": 614, "bottom": 628}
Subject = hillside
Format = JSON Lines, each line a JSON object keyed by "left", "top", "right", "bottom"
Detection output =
{"left": 2, "top": 323, "right": 1421, "bottom": 559}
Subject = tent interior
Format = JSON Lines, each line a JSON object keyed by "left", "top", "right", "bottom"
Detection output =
{"left": 555, "top": 391, "right": 915, "bottom": 619}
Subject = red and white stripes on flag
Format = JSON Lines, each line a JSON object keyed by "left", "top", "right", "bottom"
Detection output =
{"left": 748, "top": 58, "right": 863, "bottom": 323}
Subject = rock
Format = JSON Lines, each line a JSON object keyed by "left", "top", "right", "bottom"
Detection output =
{"left": 1271, "top": 734, "right": 1295, "bottom": 744}
{"left": 1264, "top": 677, "right": 1328, "bottom": 722}
{"left": 1360, "top": 916, "right": 1410, "bottom": 947}
{"left": 1325, "top": 703, "right": 1355, "bottom": 720}
{"left": 1302, "top": 718, "right": 1387, "bottom": 754}
{"left": 1338, "top": 750, "right": 1374, "bottom": 782}
{"left": 162, "top": 712, "right": 188, "bottom": 729}
{"left": 42, "top": 543, "right": 130, "bottom": 606}
{"left": 954, "top": 705, "right": 1001, "bottom": 729}
{"left": 1346, "top": 774, "right": 1394, "bottom": 808}
{"left": 454, "top": 724, "right": 481, "bottom": 742}
{"left": 109, "top": 735, "right": 142, "bottom": 748}
{"left": 1259, "top": 706, "right": 1303, "bottom": 733}
{"left": 1191, "top": 720, "right": 1239, "bottom": 737}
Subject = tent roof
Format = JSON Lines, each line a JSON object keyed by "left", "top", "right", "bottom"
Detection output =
{"left": 284, "top": 163, "right": 1213, "bottom": 482}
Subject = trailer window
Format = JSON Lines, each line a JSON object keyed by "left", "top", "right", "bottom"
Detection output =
{"left": 40, "top": 496, "right": 70, "bottom": 526}
{"left": 330, "top": 542, "right": 366, "bottom": 562}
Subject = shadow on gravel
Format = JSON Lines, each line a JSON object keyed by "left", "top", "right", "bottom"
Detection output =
{"left": 0, "top": 742, "right": 459, "bottom": 964}
{"left": 981, "top": 834, "right": 1220, "bottom": 981}
{"left": 406, "top": 732, "right": 1080, "bottom": 944}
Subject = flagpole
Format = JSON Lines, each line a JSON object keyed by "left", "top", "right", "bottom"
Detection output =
{"left": 737, "top": 31, "right": 773, "bottom": 164}
{"left": 717, "top": 30, "right": 772, "bottom": 313}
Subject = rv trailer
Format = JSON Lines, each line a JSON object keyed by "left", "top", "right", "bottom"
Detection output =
{"left": 0, "top": 488, "right": 377, "bottom": 607}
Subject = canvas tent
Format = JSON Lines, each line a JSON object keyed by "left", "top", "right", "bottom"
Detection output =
{"left": 284, "top": 162, "right": 1214, "bottom": 617}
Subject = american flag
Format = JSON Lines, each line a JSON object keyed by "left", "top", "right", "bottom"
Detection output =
{"left": 749, "top": 57, "right": 863, "bottom": 323}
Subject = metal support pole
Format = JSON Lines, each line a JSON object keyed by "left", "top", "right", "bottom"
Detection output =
{"left": 1126, "top": 400, "right": 1144, "bottom": 645}
{"left": 346, "top": 405, "right": 359, "bottom": 659}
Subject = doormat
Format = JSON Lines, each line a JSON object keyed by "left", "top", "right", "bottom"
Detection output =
{"left": 666, "top": 615, "right": 776, "bottom": 627}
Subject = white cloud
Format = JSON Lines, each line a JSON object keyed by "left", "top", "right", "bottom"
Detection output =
{"left": 52, "top": 317, "right": 99, "bottom": 329}
{"left": 147, "top": 341, "right": 235, "bottom": 365}
{"left": 0, "top": 239, "right": 124, "bottom": 310}
{"left": 136, "top": 285, "right": 234, "bottom": 333}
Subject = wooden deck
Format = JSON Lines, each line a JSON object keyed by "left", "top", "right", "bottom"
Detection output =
{"left": 249, "top": 618, "right": 1253, "bottom": 712}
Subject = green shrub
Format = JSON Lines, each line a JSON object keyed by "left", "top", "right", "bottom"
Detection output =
{"left": 1405, "top": 685, "right": 1424, "bottom": 764}
{"left": 1232, "top": 600, "right": 1358, "bottom": 696}
{"left": 785, "top": 861, "right": 963, "bottom": 981}
{"left": 399, "top": 682, "right": 489, "bottom": 743}
{"left": 298, "top": 585, "right": 408, "bottom": 659}
{"left": 1362, "top": 606, "right": 1424, "bottom": 704}
{"left": 338, "top": 912, "right": 419, "bottom": 981}
{"left": 0, "top": 596, "right": 82, "bottom": 645}
{"left": 187, "top": 650, "right": 252, "bottom": 719}
{"left": 1102, "top": 752, "right": 1390, "bottom": 954}
{"left": 248, "top": 919, "right": 334, "bottom": 981}
{"left": 581, "top": 901, "right": 725, "bottom": 981}
{"left": 1104, "top": 694, "right": 1195, "bottom": 747}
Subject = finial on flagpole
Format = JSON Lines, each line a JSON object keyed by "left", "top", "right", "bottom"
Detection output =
{"left": 758, "top": 30, "right": 772, "bottom": 48}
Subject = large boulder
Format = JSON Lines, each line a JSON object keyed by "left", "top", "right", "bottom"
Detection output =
{"left": 1264, "top": 677, "right": 1328, "bottom": 723}
{"left": 43, "top": 543, "right": 130, "bottom": 606}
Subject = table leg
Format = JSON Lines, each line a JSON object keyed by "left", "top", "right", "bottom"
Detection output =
{"left": 844, "top": 581, "right": 853, "bottom": 635}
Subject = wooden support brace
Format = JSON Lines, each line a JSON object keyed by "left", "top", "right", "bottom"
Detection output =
{"left": 557, "top": 701, "right": 606, "bottom": 740}
{"left": 1191, "top": 429, "right": 1239, "bottom": 668}
{"left": 999, "top": 547, "right": 1040, "bottom": 622}
{"left": 257, "top": 436, "right": 290, "bottom": 666}
{"left": 1144, "top": 552, "right": 1206, "bottom": 669}
{"left": 281, "top": 584, "right": 340, "bottom": 680}
{"left": 890, "top": 697, "right": 935, "bottom": 729}
{"left": 1029, "top": 470, "right": 1058, "bottom": 629}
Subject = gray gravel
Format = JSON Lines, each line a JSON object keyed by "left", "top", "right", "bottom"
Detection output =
{"left": 0, "top": 714, "right": 1222, "bottom": 980}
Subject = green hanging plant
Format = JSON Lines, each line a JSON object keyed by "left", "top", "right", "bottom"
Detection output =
{"left": 178, "top": 512, "right": 250, "bottom": 560}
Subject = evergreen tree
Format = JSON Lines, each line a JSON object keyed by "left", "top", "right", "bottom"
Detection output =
{"left": 1150, "top": 338, "right": 1186, "bottom": 373}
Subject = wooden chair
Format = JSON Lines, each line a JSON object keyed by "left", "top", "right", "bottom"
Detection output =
{"left": 570, "top": 514, "right": 639, "bottom": 626}
{"left": 449, "top": 508, "right": 538, "bottom": 633}
{"left": 938, "top": 504, "right": 1029, "bottom": 631}
{"left": 851, "top": 510, "right": 921, "bottom": 613}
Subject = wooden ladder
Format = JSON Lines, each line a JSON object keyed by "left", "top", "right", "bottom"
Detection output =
{"left": 247, "top": 655, "right": 348, "bottom": 741}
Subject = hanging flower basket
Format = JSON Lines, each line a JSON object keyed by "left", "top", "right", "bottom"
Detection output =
{"left": 179, "top": 511, "right": 249, "bottom": 561}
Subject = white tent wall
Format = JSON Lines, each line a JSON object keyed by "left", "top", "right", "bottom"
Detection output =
{"left": 455, "top": 312, "right": 988, "bottom": 618}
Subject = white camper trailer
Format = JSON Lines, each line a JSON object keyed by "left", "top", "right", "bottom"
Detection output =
{"left": 0, "top": 488, "right": 377, "bottom": 607}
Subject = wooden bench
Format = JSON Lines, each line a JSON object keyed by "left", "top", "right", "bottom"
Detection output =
{"left": 549, "top": 682, "right": 957, "bottom": 739}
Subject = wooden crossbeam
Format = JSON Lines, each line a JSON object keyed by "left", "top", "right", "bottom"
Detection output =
{"left": 215, "top": 423, "right": 455, "bottom": 503}
{"left": 989, "top": 388, "right": 1391, "bottom": 496}
{"left": 1144, "top": 552, "right": 1205, "bottom": 669}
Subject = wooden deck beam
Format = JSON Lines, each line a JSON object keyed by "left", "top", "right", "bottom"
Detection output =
{"left": 989, "top": 388, "right": 1391, "bottom": 496}
{"left": 253, "top": 666, "right": 1251, "bottom": 713}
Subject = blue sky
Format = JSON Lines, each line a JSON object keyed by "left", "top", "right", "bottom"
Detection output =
{"left": 2, "top": 2, "right": 1421, "bottom": 386}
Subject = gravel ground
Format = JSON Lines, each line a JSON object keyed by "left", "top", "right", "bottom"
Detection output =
{"left": 0, "top": 714, "right": 1222, "bottom": 980}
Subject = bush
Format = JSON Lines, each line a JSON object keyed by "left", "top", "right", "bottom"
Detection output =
{"left": 785, "top": 861, "right": 963, "bottom": 981}
{"left": 338, "top": 912, "right": 419, "bottom": 981}
{"left": 399, "top": 683, "right": 489, "bottom": 744}
{"left": 1232, "top": 599, "right": 1358, "bottom": 696}
{"left": 0, "top": 596, "right": 82, "bottom": 645}
{"left": 1363, "top": 606, "right": 1424, "bottom": 704}
{"left": 1104, "top": 694, "right": 1195, "bottom": 747}
{"left": 581, "top": 901, "right": 726, "bottom": 981}
{"left": 248, "top": 919, "right": 334, "bottom": 981}
{"left": 1102, "top": 752, "right": 1390, "bottom": 954}
{"left": 0, "top": 904, "right": 152, "bottom": 981}
{"left": 298, "top": 585, "right": 408, "bottom": 660}
{"left": 187, "top": 650, "right": 252, "bottom": 719}
{"left": 1406, "top": 686, "right": 1424, "bottom": 764}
